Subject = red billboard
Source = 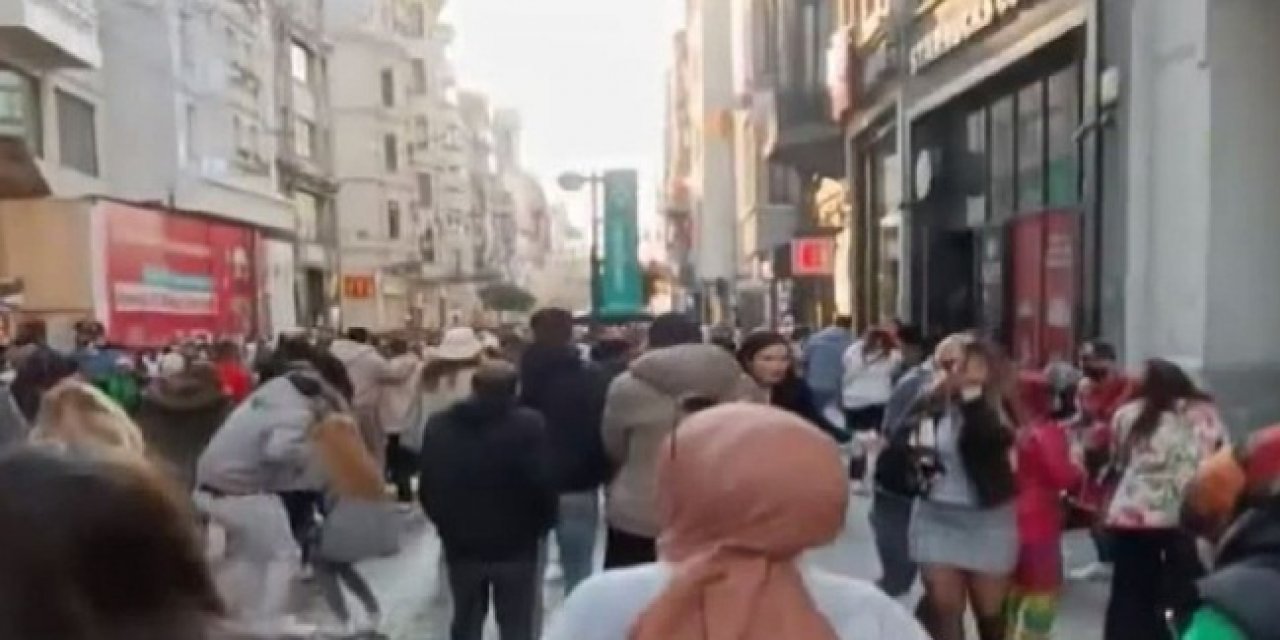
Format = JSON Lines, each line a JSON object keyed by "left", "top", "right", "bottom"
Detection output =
{"left": 96, "top": 202, "right": 259, "bottom": 347}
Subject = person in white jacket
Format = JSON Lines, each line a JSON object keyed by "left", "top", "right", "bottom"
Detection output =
{"left": 841, "top": 329, "right": 902, "bottom": 485}
{"left": 377, "top": 337, "right": 424, "bottom": 504}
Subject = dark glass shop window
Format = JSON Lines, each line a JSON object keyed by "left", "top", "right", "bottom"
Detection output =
{"left": 1017, "top": 80, "right": 1044, "bottom": 211}
{"left": 1046, "top": 65, "right": 1081, "bottom": 206}
{"left": 990, "top": 95, "right": 1015, "bottom": 222}
{"left": 965, "top": 108, "right": 988, "bottom": 226}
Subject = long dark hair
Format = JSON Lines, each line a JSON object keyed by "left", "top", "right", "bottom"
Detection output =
{"left": 1130, "top": 359, "right": 1213, "bottom": 442}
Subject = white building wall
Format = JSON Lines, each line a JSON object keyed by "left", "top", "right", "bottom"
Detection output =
{"left": 1125, "top": 0, "right": 1280, "bottom": 428}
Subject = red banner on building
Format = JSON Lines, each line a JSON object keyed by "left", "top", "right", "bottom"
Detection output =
{"left": 1011, "top": 210, "right": 1078, "bottom": 369}
{"left": 96, "top": 201, "right": 259, "bottom": 347}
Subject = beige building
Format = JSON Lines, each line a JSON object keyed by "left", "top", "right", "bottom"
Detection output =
{"left": 0, "top": 0, "right": 105, "bottom": 198}
{"left": 327, "top": 0, "right": 436, "bottom": 331}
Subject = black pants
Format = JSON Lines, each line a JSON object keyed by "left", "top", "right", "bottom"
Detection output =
{"left": 278, "top": 490, "right": 321, "bottom": 563}
{"left": 870, "top": 490, "right": 918, "bottom": 597}
{"left": 603, "top": 527, "right": 656, "bottom": 569}
{"left": 385, "top": 434, "right": 414, "bottom": 503}
{"left": 446, "top": 557, "right": 540, "bottom": 640}
{"left": 1104, "top": 528, "right": 1204, "bottom": 640}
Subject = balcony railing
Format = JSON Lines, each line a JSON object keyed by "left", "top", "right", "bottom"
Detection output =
{"left": 0, "top": 0, "right": 101, "bottom": 68}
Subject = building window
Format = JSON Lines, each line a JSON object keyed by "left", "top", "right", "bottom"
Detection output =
{"left": 184, "top": 103, "right": 197, "bottom": 163}
{"left": 384, "top": 133, "right": 398, "bottom": 172}
{"left": 56, "top": 90, "right": 98, "bottom": 176}
{"left": 381, "top": 68, "right": 395, "bottom": 107}
{"left": 294, "top": 116, "right": 316, "bottom": 158}
{"left": 414, "top": 115, "right": 429, "bottom": 148}
{"left": 290, "top": 41, "right": 312, "bottom": 84}
{"left": 1017, "top": 80, "right": 1045, "bottom": 210}
{"left": 767, "top": 163, "right": 797, "bottom": 204}
{"left": 0, "top": 66, "right": 42, "bottom": 157}
{"left": 965, "top": 108, "right": 988, "bottom": 226}
{"left": 387, "top": 201, "right": 401, "bottom": 240}
{"left": 411, "top": 59, "right": 428, "bottom": 95}
{"left": 990, "top": 95, "right": 1015, "bottom": 222}
{"left": 417, "top": 172, "right": 434, "bottom": 207}
{"left": 1046, "top": 65, "right": 1081, "bottom": 206}
{"left": 422, "top": 226, "right": 436, "bottom": 263}
{"left": 295, "top": 191, "right": 320, "bottom": 241}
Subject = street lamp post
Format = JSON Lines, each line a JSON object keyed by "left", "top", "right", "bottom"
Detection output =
{"left": 557, "top": 171, "right": 604, "bottom": 321}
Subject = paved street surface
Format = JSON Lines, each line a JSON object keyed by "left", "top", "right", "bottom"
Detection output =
{"left": 292, "top": 497, "right": 1107, "bottom": 639}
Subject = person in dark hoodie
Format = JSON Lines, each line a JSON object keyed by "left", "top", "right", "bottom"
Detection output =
{"left": 519, "top": 307, "right": 612, "bottom": 595}
{"left": 134, "top": 361, "right": 232, "bottom": 492}
{"left": 419, "top": 361, "right": 556, "bottom": 640}
{"left": 1180, "top": 424, "right": 1280, "bottom": 640}
{"left": 601, "top": 312, "right": 749, "bottom": 569}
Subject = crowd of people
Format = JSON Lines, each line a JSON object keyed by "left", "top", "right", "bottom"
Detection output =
{"left": 0, "top": 309, "right": 1276, "bottom": 640}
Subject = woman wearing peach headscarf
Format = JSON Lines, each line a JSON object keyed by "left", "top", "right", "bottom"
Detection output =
{"left": 545, "top": 402, "right": 927, "bottom": 640}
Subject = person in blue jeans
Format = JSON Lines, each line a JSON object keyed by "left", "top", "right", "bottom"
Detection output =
{"left": 519, "top": 308, "right": 616, "bottom": 594}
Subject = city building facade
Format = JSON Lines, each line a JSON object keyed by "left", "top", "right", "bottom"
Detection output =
{"left": 0, "top": 0, "right": 104, "bottom": 198}
{"left": 327, "top": 0, "right": 434, "bottom": 331}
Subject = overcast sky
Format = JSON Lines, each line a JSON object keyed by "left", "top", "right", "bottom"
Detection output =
{"left": 443, "top": 0, "right": 682, "bottom": 246}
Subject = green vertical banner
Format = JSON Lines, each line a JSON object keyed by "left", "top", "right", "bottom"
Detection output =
{"left": 600, "top": 169, "right": 643, "bottom": 316}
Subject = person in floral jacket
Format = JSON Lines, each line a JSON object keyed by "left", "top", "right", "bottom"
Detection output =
{"left": 1103, "top": 359, "right": 1228, "bottom": 640}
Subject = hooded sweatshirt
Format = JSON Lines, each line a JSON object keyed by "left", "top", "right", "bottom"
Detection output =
{"left": 601, "top": 344, "right": 748, "bottom": 537}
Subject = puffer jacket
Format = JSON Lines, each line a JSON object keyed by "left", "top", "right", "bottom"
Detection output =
{"left": 602, "top": 344, "right": 749, "bottom": 537}
{"left": 135, "top": 365, "right": 230, "bottom": 492}
{"left": 196, "top": 369, "right": 346, "bottom": 495}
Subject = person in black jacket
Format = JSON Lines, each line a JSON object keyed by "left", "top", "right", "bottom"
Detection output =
{"left": 419, "top": 361, "right": 556, "bottom": 640}
{"left": 518, "top": 308, "right": 612, "bottom": 595}
{"left": 736, "top": 330, "right": 846, "bottom": 443}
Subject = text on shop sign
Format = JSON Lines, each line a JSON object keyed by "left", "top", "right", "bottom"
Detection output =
{"left": 910, "top": 0, "right": 1027, "bottom": 75}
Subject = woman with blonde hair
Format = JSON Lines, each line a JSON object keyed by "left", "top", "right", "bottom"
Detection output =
{"left": 30, "top": 379, "right": 146, "bottom": 455}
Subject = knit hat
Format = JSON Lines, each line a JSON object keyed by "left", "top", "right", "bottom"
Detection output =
{"left": 1183, "top": 425, "right": 1280, "bottom": 539}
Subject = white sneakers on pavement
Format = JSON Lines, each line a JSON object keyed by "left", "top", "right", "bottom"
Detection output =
{"left": 1069, "top": 561, "right": 1113, "bottom": 582}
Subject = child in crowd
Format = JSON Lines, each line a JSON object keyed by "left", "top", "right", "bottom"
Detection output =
{"left": 1006, "top": 373, "right": 1084, "bottom": 640}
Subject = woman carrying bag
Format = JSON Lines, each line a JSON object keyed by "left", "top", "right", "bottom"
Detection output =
{"left": 312, "top": 414, "right": 401, "bottom": 637}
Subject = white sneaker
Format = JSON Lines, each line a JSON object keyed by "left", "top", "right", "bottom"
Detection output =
{"left": 545, "top": 563, "right": 564, "bottom": 583}
{"left": 316, "top": 618, "right": 359, "bottom": 638}
{"left": 1069, "top": 561, "right": 1113, "bottom": 582}
{"left": 248, "top": 615, "right": 318, "bottom": 638}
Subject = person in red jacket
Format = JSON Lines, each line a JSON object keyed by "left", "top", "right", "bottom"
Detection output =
{"left": 1008, "top": 373, "right": 1084, "bottom": 640}
{"left": 212, "top": 340, "right": 252, "bottom": 403}
{"left": 1070, "top": 340, "right": 1136, "bottom": 581}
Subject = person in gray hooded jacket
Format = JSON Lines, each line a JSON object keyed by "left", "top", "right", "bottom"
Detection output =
{"left": 601, "top": 313, "right": 751, "bottom": 569}
{"left": 195, "top": 366, "right": 348, "bottom": 637}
